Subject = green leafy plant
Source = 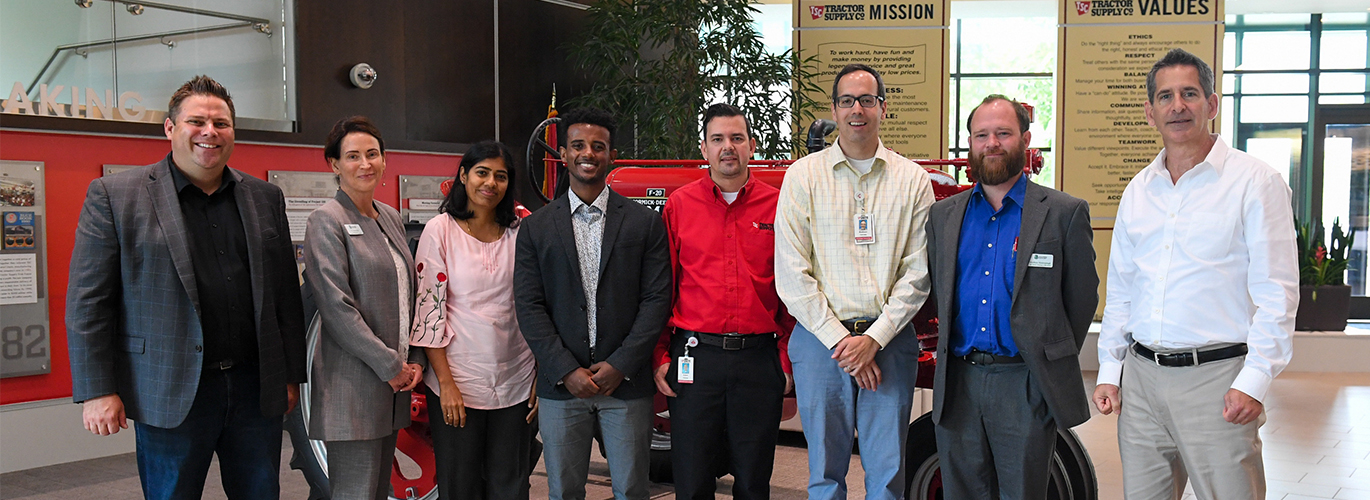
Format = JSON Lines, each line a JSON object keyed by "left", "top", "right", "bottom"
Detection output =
{"left": 567, "top": 0, "right": 824, "bottom": 160}
{"left": 1297, "top": 217, "right": 1355, "bottom": 292}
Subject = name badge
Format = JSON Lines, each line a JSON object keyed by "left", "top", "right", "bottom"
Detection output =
{"left": 345, "top": 224, "right": 364, "bottom": 236}
{"left": 677, "top": 356, "right": 695, "bottom": 383}
{"left": 1029, "top": 253, "right": 1054, "bottom": 268}
{"left": 853, "top": 213, "right": 875, "bottom": 245}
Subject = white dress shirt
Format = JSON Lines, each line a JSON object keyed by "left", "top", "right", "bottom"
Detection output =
{"left": 1098, "top": 135, "right": 1298, "bottom": 402}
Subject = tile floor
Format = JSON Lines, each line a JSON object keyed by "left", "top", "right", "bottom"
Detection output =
{"left": 2, "top": 371, "right": 1367, "bottom": 500}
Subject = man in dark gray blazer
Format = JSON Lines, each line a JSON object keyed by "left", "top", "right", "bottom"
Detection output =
{"left": 515, "top": 107, "right": 672, "bottom": 500}
{"left": 926, "top": 95, "right": 1098, "bottom": 500}
{"left": 66, "top": 76, "right": 305, "bottom": 499}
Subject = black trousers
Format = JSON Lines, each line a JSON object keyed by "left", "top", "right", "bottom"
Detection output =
{"left": 665, "top": 333, "right": 786, "bottom": 500}
{"left": 425, "top": 385, "right": 534, "bottom": 500}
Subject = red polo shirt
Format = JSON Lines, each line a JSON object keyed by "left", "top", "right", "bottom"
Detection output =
{"left": 653, "top": 173, "right": 795, "bottom": 373}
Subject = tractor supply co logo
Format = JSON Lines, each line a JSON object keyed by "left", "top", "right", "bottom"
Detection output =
{"left": 812, "top": 3, "right": 936, "bottom": 21}
{"left": 1075, "top": 0, "right": 1211, "bottom": 16}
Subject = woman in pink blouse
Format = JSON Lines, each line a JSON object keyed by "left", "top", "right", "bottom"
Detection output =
{"left": 409, "top": 140, "right": 537, "bottom": 499}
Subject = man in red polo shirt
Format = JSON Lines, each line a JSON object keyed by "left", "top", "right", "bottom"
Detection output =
{"left": 652, "top": 103, "right": 796, "bottom": 500}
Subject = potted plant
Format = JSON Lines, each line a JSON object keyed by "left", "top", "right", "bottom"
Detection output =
{"left": 566, "top": 0, "right": 823, "bottom": 160}
{"left": 1295, "top": 217, "right": 1355, "bottom": 331}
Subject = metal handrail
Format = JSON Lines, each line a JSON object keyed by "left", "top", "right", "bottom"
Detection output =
{"left": 98, "top": 0, "right": 272, "bottom": 27}
{"left": 27, "top": 23, "right": 257, "bottom": 95}
{"left": 27, "top": 1, "right": 273, "bottom": 95}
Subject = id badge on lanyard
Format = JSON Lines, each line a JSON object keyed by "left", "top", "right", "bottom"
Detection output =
{"left": 853, "top": 191, "right": 874, "bottom": 245}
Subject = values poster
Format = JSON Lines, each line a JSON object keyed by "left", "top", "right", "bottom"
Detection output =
{"left": 1056, "top": 0, "right": 1223, "bottom": 318}
{"left": 1057, "top": 0, "right": 1223, "bottom": 227}
{"left": 795, "top": 0, "right": 949, "bottom": 160}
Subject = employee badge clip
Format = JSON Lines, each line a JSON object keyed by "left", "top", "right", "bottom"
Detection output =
{"left": 679, "top": 336, "right": 698, "bottom": 383}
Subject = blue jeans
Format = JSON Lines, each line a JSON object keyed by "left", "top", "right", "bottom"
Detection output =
{"left": 537, "top": 395, "right": 652, "bottom": 500}
{"left": 790, "top": 321, "right": 919, "bottom": 500}
{"left": 134, "top": 365, "right": 283, "bottom": 500}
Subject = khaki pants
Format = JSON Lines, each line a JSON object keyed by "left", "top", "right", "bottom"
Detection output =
{"left": 1118, "top": 346, "right": 1266, "bottom": 500}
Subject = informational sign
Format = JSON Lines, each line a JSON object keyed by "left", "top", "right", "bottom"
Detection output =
{"left": 0, "top": 161, "right": 50, "bottom": 378}
{"left": 1057, "top": 0, "right": 1223, "bottom": 226}
{"left": 399, "top": 175, "right": 450, "bottom": 224}
{"left": 794, "top": 0, "right": 949, "bottom": 160}
{"left": 268, "top": 171, "right": 339, "bottom": 242}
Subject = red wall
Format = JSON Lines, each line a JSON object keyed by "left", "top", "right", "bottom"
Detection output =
{"left": 0, "top": 129, "right": 463, "bottom": 404}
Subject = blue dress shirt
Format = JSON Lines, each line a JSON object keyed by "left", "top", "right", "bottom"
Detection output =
{"left": 951, "top": 175, "right": 1027, "bottom": 357}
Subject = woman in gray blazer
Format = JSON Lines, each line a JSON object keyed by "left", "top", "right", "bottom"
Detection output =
{"left": 303, "top": 116, "right": 424, "bottom": 500}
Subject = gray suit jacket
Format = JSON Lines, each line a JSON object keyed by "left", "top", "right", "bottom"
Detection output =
{"left": 66, "top": 156, "right": 306, "bottom": 429}
{"left": 927, "top": 180, "right": 1099, "bottom": 429}
{"left": 514, "top": 189, "right": 672, "bottom": 401}
{"left": 303, "top": 191, "right": 420, "bottom": 441}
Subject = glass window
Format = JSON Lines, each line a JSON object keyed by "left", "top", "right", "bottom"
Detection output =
{"left": 1239, "top": 32, "right": 1311, "bottom": 70}
{"left": 1223, "top": 73, "right": 1236, "bottom": 94}
{"left": 1323, "top": 13, "right": 1370, "bottom": 25}
{"left": 1321, "top": 73, "right": 1368, "bottom": 94}
{"left": 1247, "top": 137, "right": 1297, "bottom": 185}
{"left": 1222, "top": 95, "right": 1235, "bottom": 136}
{"left": 1240, "top": 95, "right": 1309, "bottom": 123}
{"left": 751, "top": 4, "right": 792, "bottom": 57}
{"left": 1321, "top": 95, "right": 1367, "bottom": 104}
{"left": 1321, "top": 31, "right": 1368, "bottom": 70}
{"left": 1224, "top": 32, "right": 1237, "bottom": 71}
{"left": 1240, "top": 73, "right": 1309, "bottom": 94}
{"left": 1033, "top": 150, "right": 1056, "bottom": 189}
{"left": 1, "top": 0, "right": 295, "bottom": 128}
{"left": 953, "top": 77, "right": 1054, "bottom": 149}
{"left": 954, "top": 17, "right": 1055, "bottom": 73}
{"left": 1237, "top": 14, "right": 1311, "bottom": 26}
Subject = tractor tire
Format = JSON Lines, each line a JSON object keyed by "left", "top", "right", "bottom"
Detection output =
{"left": 903, "top": 414, "right": 1098, "bottom": 500}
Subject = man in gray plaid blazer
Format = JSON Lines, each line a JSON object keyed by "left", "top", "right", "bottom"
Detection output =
{"left": 66, "top": 76, "right": 305, "bottom": 499}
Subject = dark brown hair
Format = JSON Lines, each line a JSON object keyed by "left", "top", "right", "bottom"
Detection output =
{"left": 167, "top": 75, "right": 235, "bottom": 123}
{"left": 966, "top": 94, "right": 1031, "bottom": 133}
{"left": 324, "top": 116, "right": 386, "bottom": 161}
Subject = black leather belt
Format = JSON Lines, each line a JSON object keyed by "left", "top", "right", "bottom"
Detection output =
{"left": 1132, "top": 343, "right": 1247, "bottom": 367}
{"left": 841, "top": 319, "right": 874, "bottom": 334}
{"left": 959, "top": 350, "right": 1024, "bottom": 365}
{"left": 682, "top": 330, "right": 776, "bottom": 351}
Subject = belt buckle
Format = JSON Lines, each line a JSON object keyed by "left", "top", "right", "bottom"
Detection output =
{"left": 1189, "top": 348, "right": 1201, "bottom": 367}
{"left": 217, "top": 359, "right": 234, "bottom": 370}
{"left": 850, "top": 319, "right": 869, "bottom": 333}
{"left": 1152, "top": 350, "right": 1163, "bottom": 366}
{"left": 722, "top": 336, "right": 744, "bottom": 350}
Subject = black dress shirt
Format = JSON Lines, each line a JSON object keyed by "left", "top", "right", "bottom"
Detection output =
{"left": 168, "top": 159, "right": 258, "bottom": 368}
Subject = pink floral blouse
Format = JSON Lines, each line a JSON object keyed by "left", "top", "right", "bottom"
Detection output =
{"left": 409, "top": 214, "right": 534, "bottom": 410}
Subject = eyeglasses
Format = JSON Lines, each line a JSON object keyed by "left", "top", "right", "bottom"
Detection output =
{"left": 835, "top": 94, "right": 884, "bottom": 108}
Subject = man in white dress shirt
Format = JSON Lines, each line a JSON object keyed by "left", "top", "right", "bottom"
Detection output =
{"left": 1093, "top": 48, "right": 1298, "bottom": 500}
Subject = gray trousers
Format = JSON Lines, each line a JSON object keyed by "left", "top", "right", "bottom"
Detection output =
{"left": 1119, "top": 347, "right": 1265, "bottom": 500}
{"left": 325, "top": 432, "right": 399, "bottom": 500}
{"left": 538, "top": 395, "right": 653, "bottom": 500}
{"left": 934, "top": 357, "right": 1057, "bottom": 500}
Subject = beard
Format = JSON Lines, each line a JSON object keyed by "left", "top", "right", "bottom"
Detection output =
{"left": 969, "top": 146, "right": 1026, "bottom": 186}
